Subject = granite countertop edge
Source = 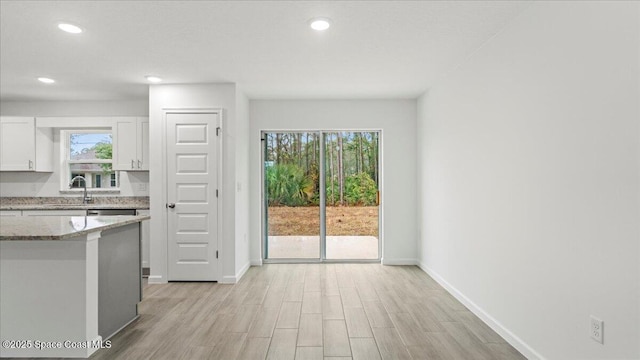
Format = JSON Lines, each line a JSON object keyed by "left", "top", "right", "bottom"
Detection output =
{"left": 0, "top": 204, "right": 150, "bottom": 210}
{"left": 0, "top": 215, "right": 151, "bottom": 241}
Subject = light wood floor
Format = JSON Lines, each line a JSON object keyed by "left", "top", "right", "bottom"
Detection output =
{"left": 89, "top": 264, "right": 526, "bottom": 360}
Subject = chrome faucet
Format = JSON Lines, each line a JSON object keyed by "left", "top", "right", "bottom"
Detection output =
{"left": 69, "top": 175, "right": 92, "bottom": 204}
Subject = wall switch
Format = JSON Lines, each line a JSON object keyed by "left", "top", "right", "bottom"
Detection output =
{"left": 590, "top": 316, "right": 604, "bottom": 344}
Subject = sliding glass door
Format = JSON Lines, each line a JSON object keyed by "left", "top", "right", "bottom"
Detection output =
{"left": 263, "top": 130, "right": 380, "bottom": 262}
{"left": 264, "top": 132, "right": 321, "bottom": 259}
{"left": 324, "top": 132, "right": 379, "bottom": 260}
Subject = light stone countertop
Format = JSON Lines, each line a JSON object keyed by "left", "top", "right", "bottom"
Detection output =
{"left": 0, "top": 215, "right": 150, "bottom": 241}
{"left": 0, "top": 196, "right": 150, "bottom": 210}
{"left": 0, "top": 203, "right": 149, "bottom": 210}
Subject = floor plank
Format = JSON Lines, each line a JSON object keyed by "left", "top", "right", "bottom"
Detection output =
{"left": 295, "top": 346, "right": 324, "bottom": 360}
{"left": 302, "top": 291, "right": 323, "bottom": 314}
{"left": 371, "top": 327, "right": 412, "bottom": 360}
{"left": 362, "top": 301, "right": 394, "bottom": 328}
{"left": 237, "top": 337, "right": 271, "bottom": 360}
{"left": 324, "top": 320, "right": 352, "bottom": 357}
{"left": 277, "top": 301, "right": 302, "bottom": 329}
{"left": 248, "top": 306, "right": 280, "bottom": 338}
{"left": 322, "top": 295, "right": 345, "bottom": 320}
{"left": 350, "top": 338, "right": 381, "bottom": 360}
{"left": 267, "top": 328, "right": 298, "bottom": 360}
{"left": 208, "top": 332, "right": 246, "bottom": 360}
{"left": 298, "top": 313, "right": 324, "bottom": 347}
{"left": 344, "top": 307, "right": 374, "bottom": 338}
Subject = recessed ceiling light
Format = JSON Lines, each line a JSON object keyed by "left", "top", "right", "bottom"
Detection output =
{"left": 58, "top": 23, "right": 83, "bottom": 34}
{"left": 145, "top": 76, "right": 162, "bottom": 83}
{"left": 37, "top": 77, "right": 55, "bottom": 84}
{"left": 310, "top": 17, "right": 331, "bottom": 31}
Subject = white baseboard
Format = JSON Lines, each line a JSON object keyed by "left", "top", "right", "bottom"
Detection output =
{"left": 381, "top": 258, "right": 417, "bottom": 265}
{"left": 147, "top": 275, "right": 165, "bottom": 284}
{"left": 220, "top": 276, "right": 236, "bottom": 284}
{"left": 236, "top": 261, "right": 251, "bottom": 282}
{"left": 221, "top": 261, "right": 251, "bottom": 284}
{"left": 250, "top": 259, "right": 263, "bottom": 266}
{"left": 417, "top": 261, "right": 544, "bottom": 360}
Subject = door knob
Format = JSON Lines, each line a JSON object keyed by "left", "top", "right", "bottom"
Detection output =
{"left": 167, "top": 203, "right": 176, "bottom": 209}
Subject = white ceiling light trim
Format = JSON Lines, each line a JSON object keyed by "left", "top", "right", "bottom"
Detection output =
{"left": 309, "top": 17, "right": 331, "bottom": 31}
{"left": 37, "top": 77, "right": 55, "bottom": 84}
{"left": 57, "top": 23, "right": 83, "bottom": 34}
{"left": 145, "top": 75, "right": 162, "bottom": 83}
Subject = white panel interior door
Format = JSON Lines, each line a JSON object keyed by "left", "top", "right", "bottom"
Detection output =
{"left": 166, "top": 113, "right": 219, "bottom": 281}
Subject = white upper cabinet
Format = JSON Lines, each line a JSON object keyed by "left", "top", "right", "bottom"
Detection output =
{"left": 0, "top": 117, "right": 53, "bottom": 172}
{"left": 113, "top": 117, "right": 149, "bottom": 171}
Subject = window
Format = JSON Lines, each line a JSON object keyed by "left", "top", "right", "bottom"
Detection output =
{"left": 63, "top": 130, "right": 118, "bottom": 190}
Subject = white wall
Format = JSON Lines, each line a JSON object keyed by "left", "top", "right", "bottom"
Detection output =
{"left": 249, "top": 100, "right": 417, "bottom": 264}
{"left": 0, "top": 100, "right": 149, "bottom": 197}
{"left": 235, "top": 89, "right": 251, "bottom": 276}
{"left": 0, "top": 100, "right": 148, "bottom": 117}
{"left": 417, "top": 2, "right": 639, "bottom": 359}
{"left": 148, "top": 84, "right": 239, "bottom": 284}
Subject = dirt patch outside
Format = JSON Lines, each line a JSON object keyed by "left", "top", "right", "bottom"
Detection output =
{"left": 267, "top": 206, "right": 379, "bottom": 237}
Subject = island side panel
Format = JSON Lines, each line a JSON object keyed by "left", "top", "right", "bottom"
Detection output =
{"left": 0, "top": 235, "right": 101, "bottom": 358}
{"left": 98, "top": 222, "right": 141, "bottom": 340}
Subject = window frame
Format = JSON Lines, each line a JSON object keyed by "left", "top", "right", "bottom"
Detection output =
{"left": 60, "top": 129, "right": 120, "bottom": 193}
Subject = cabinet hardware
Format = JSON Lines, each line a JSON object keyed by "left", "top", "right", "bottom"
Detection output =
{"left": 138, "top": 159, "right": 141, "bottom": 169}
{"left": 131, "top": 160, "right": 134, "bottom": 169}
{"left": 28, "top": 160, "right": 33, "bottom": 170}
{"left": 167, "top": 203, "right": 176, "bottom": 209}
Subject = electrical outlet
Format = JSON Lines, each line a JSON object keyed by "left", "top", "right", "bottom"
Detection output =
{"left": 590, "top": 316, "right": 604, "bottom": 344}
{"left": 138, "top": 183, "right": 147, "bottom": 192}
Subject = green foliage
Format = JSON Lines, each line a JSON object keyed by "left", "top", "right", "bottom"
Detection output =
{"left": 93, "top": 142, "right": 113, "bottom": 174}
{"left": 94, "top": 142, "right": 112, "bottom": 160}
{"left": 344, "top": 172, "right": 377, "bottom": 206}
{"left": 325, "top": 179, "right": 340, "bottom": 206}
{"left": 266, "top": 164, "right": 314, "bottom": 206}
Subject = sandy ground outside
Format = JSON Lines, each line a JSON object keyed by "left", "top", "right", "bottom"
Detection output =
{"left": 267, "top": 206, "right": 379, "bottom": 236}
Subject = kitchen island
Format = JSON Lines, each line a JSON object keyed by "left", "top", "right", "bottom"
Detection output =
{"left": 0, "top": 215, "right": 149, "bottom": 358}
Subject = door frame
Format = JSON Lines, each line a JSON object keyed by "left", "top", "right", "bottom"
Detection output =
{"left": 162, "top": 108, "right": 224, "bottom": 281}
{"left": 261, "top": 129, "right": 383, "bottom": 263}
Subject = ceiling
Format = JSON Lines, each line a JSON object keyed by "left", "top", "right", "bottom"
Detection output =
{"left": 0, "top": 0, "right": 530, "bottom": 102}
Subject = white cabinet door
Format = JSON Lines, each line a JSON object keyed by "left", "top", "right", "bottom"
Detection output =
{"left": 0, "top": 117, "right": 35, "bottom": 171}
{"left": 137, "top": 118, "right": 149, "bottom": 170}
{"left": 113, "top": 117, "right": 138, "bottom": 171}
{"left": 113, "top": 117, "right": 149, "bottom": 171}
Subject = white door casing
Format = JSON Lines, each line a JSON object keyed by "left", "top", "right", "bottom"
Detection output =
{"left": 166, "top": 112, "right": 220, "bottom": 281}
